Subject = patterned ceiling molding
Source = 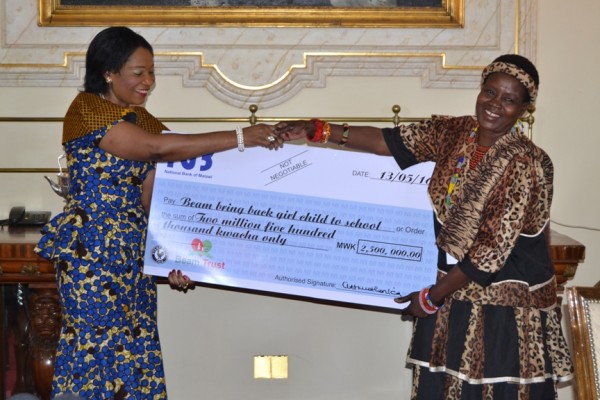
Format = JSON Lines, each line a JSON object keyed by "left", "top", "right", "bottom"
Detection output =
{"left": 0, "top": 0, "right": 536, "bottom": 108}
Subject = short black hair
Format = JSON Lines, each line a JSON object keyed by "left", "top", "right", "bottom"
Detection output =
{"left": 84, "top": 26, "right": 154, "bottom": 94}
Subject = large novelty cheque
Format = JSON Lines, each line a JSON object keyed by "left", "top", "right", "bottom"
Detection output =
{"left": 144, "top": 143, "right": 436, "bottom": 312}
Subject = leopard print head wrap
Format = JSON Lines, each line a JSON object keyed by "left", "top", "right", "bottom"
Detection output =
{"left": 481, "top": 61, "right": 538, "bottom": 106}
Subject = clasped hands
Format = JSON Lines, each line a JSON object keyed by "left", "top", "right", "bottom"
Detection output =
{"left": 274, "top": 120, "right": 316, "bottom": 142}
{"left": 250, "top": 120, "right": 316, "bottom": 148}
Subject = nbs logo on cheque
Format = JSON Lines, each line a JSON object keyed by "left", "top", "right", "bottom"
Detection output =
{"left": 165, "top": 153, "right": 214, "bottom": 177}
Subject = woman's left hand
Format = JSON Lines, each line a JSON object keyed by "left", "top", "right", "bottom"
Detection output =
{"left": 275, "top": 120, "right": 315, "bottom": 142}
{"left": 168, "top": 269, "right": 195, "bottom": 292}
{"left": 395, "top": 291, "right": 430, "bottom": 319}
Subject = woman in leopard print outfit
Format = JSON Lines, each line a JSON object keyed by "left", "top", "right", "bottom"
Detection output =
{"left": 276, "top": 54, "right": 572, "bottom": 400}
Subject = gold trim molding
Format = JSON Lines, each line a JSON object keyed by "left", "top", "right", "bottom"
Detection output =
{"left": 0, "top": 51, "right": 481, "bottom": 90}
{"left": 0, "top": 105, "right": 535, "bottom": 174}
{"left": 38, "top": 0, "right": 463, "bottom": 28}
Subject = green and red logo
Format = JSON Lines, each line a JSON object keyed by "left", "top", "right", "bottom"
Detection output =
{"left": 191, "top": 238, "right": 212, "bottom": 258}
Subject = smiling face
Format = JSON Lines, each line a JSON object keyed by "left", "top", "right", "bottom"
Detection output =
{"left": 104, "top": 46, "right": 155, "bottom": 107}
{"left": 475, "top": 72, "right": 529, "bottom": 145}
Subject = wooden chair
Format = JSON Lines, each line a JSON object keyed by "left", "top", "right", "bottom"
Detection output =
{"left": 566, "top": 286, "right": 600, "bottom": 400}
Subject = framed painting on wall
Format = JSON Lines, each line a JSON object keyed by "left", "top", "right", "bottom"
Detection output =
{"left": 38, "top": 0, "right": 463, "bottom": 28}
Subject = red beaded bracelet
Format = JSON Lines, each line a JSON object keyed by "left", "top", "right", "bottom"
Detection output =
{"left": 308, "top": 119, "right": 325, "bottom": 142}
{"left": 418, "top": 286, "right": 441, "bottom": 314}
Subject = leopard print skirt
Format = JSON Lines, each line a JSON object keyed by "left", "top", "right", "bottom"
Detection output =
{"left": 405, "top": 281, "right": 573, "bottom": 400}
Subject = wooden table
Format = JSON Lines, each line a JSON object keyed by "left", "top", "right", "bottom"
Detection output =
{"left": 0, "top": 226, "right": 586, "bottom": 400}
{"left": 0, "top": 227, "right": 57, "bottom": 400}
{"left": 548, "top": 229, "right": 587, "bottom": 288}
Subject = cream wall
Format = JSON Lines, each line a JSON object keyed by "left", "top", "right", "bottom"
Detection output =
{"left": 1, "top": 0, "right": 598, "bottom": 399}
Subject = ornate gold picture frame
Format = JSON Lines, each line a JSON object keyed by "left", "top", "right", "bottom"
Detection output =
{"left": 38, "top": 0, "right": 463, "bottom": 28}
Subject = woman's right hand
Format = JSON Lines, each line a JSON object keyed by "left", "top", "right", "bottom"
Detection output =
{"left": 242, "top": 123, "right": 284, "bottom": 149}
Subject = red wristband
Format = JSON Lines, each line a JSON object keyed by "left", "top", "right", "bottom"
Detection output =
{"left": 308, "top": 119, "right": 324, "bottom": 142}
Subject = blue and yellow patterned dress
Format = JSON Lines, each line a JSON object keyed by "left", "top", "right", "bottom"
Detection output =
{"left": 36, "top": 92, "right": 169, "bottom": 399}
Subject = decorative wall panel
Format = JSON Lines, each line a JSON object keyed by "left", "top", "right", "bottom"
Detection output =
{"left": 0, "top": 0, "right": 536, "bottom": 108}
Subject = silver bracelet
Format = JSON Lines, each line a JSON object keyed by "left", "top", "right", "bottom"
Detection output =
{"left": 235, "top": 126, "right": 245, "bottom": 152}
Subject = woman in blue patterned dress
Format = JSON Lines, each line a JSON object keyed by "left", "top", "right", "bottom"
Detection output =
{"left": 35, "top": 26, "right": 282, "bottom": 399}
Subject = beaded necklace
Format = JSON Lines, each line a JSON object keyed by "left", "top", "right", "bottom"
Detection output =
{"left": 444, "top": 121, "right": 524, "bottom": 209}
{"left": 469, "top": 145, "right": 491, "bottom": 169}
{"left": 445, "top": 126, "right": 478, "bottom": 208}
